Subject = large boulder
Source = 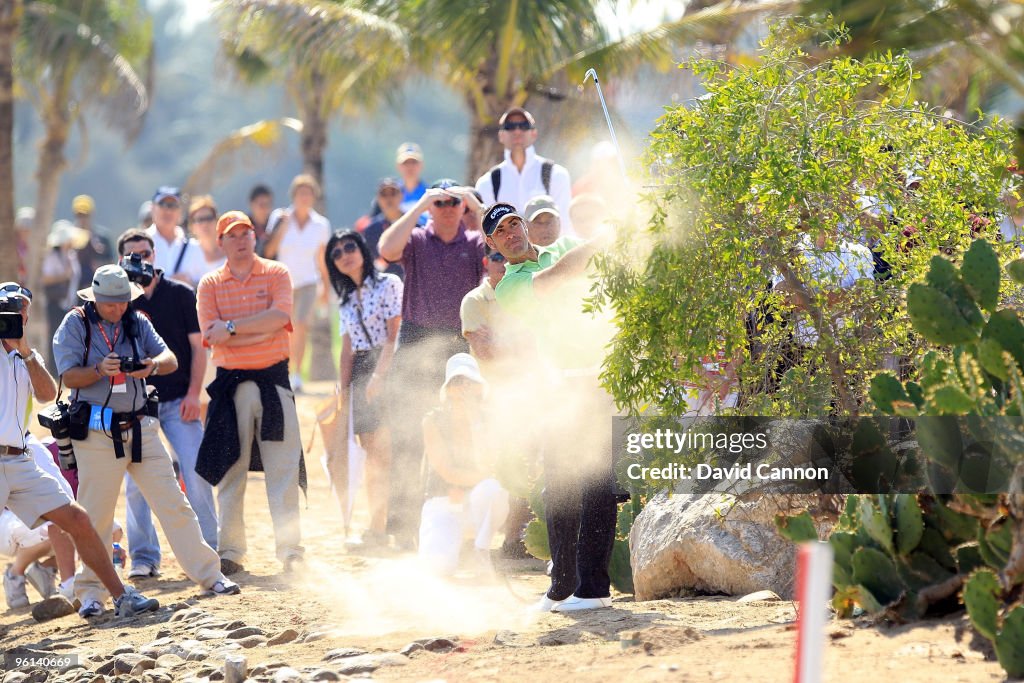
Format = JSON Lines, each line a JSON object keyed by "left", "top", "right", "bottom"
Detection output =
{"left": 629, "top": 492, "right": 834, "bottom": 600}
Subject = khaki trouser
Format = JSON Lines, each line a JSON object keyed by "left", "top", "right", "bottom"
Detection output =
{"left": 217, "top": 382, "right": 303, "bottom": 565}
{"left": 73, "top": 416, "right": 221, "bottom": 605}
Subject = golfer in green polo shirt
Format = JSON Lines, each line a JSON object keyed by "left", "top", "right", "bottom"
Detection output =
{"left": 481, "top": 202, "right": 616, "bottom": 613}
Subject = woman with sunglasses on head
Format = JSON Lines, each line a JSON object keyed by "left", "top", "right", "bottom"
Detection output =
{"left": 325, "top": 230, "right": 403, "bottom": 549}
{"left": 179, "top": 196, "right": 227, "bottom": 285}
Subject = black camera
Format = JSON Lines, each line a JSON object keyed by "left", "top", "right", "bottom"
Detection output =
{"left": 0, "top": 295, "right": 24, "bottom": 340}
{"left": 38, "top": 401, "right": 76, "bottom": 470}
{"left": 119, "top": 356, "right": 147, "bottom": 373}
{"left": 120, "top": 253, "right": 155, "bottom": 287}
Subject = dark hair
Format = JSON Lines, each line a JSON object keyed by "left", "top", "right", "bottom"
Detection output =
{"left": 249, "top": 184, "right": 272, "bottom": 202}
{"left": 325, "top": 230, "right": 377, "bottom": 304}
{"left": 117, "top": 228, "right": 155, "bottom": 256}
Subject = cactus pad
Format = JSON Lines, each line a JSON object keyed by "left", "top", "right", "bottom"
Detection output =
{"left": 961, "top": 238, "right": 1000, "bottom": 312}
{"left": 907, "top": 284, "right": 979, "bottom": 345}
{"left": 895, "top": 495, "right": 924, "bottom": 555}
{"left": 995, "top": 606, "right": 1024, "bottom": 677}
{"left": 963, "top": 568, "right": 1000, "bottom": 642}
{"left": 852, "top": 547, "right": 904, "bottom": 606}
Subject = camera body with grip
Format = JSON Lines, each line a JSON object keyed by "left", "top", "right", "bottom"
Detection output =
{"left": 0, "top": 295, "right": 24, "bottom": 341}
{"left": 119, "top": 356, "right": 147, "bottom": 373}
{"left": 37, "top": 401, "right": 81, "bottom": 470}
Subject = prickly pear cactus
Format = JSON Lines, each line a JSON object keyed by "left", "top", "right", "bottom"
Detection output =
{"left": 859, "top": 240, "right": 1024, "bottom": 678}
{"left": 964, "top": 569, "right": 1024, "bottom": 677}
{"left": 777, "top": 495, "right": 961, "bottom": 619}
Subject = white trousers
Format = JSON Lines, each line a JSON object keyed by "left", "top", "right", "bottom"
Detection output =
{"left": 418, "top": 478, "right": 509, "bottom": 575}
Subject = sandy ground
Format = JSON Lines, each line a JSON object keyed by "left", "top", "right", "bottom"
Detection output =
{"left": 0, "top": 382, "right": 1011, "bottom": 682}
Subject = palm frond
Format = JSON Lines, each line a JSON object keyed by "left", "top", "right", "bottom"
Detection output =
{"left": 400, "top": 0, "right": 605, "bottom": 87}
{"left": 184, "top": 117, "right": 304, "bottom": 195}
{"left": 20, "top": 0, "right": 150, "bottom": 137}
{"left": 215, "top": 0, "right": 408, "bottom": 72}
{"left": 548, "top": 0, "right": 797, "bottom": 83}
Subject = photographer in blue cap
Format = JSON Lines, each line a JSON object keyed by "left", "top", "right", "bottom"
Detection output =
{"left": 146, "top": 186, "right": 203, "bottom": 287}
{"left": 482, "top": 202, "right": 618, "bottom": 612}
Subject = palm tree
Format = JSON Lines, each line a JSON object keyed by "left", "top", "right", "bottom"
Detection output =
{"left": 217, "top": 0, "right": 793, "bottom": 182}
{"left": 214, "top": 1, "right": 407, "bottom": 381}
{"left": 16, "top": 0, "right": 151, "bottom": 294}
{"left": 800, "top": 0, "right": 1024, "bottom": 126}
{"left": 215, "top": 0, "right": 407, "bottom": 195}
{"left": 0, "top": 0, "right": 19, "bottom": 282}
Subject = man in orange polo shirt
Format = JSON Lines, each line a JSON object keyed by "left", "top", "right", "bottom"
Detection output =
{"left": 196, "top": 211, "right": 304, "bottom": 576}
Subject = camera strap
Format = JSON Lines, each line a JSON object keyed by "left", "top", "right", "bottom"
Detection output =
{"left": 172, "top": 239, "right": 190, "bottom": 275}
{"left": 95, "top": 320, "right": 129, "bottom": 393}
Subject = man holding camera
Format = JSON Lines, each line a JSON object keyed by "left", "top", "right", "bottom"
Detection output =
{"left": 1, "top": 282, "right": 159, "bottom": 618}
{"left": 53, "top": 265, "right": 239, "bottom": 617}
{"left": 115, "top": 229, "right": 219, "bottom": 579}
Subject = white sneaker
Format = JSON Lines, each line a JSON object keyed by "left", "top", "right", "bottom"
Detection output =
{"left": 530, "top": 595, "right": 566, "bottom": 612}
{"left": 78, "top": 599, "right": 103, "bottom": 618}
{"left": 127, "top": 563, "right": 161, "bottom": 579}
{"left": 206, "top": 577, "right": 241, "bottom": 596}
{"left": 25, "top": 562, "right": 57, "bottom": 598}
{"left": 3, "top": 565, "right": 29, "bottom": 608}
{"left": 550, "top": 595, "right": 613, "bottom": 612}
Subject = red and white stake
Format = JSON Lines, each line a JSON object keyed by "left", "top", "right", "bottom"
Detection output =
{"left": 794, "top": 541, "right": 834, "bottom": 683}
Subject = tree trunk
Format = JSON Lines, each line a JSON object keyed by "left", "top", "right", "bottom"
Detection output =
{"left": 298, "top": 70, "right": 327, "bottom": 211}
{"left": 296, "top": 71, "right": 335, "bottom": 382}
{"left": 28, "top": 97, "right": 71, "bottom": 350}
{"left": 466, "top": 114, "right": 506, "bottom": 187}
{"left": 0, "top": 0, "right": 18, "bottom": 282}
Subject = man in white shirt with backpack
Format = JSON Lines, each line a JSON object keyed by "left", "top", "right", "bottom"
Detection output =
{"left": 474, "top": 107, "right": 575, "bottom": 237}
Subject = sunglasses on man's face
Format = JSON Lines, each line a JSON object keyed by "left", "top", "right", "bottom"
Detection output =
{"left": 157, "top": 200, "right": 180, "bottom": 210}
{"left": 192, "top": 213, "right": 216, "bottom": 223}
{"left": 379, "top": 188, "right": 401, "bottom": 198}
{"left": 502, "top": 121, "right": 533, "bottom": 131}
{"left": 433, "top": 198, "right": 462, "bottom": 208}
{"left": 330, "top": 242, "right": 359, "bottom": 260}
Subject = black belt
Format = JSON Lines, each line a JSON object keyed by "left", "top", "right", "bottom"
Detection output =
{"left": 0, "top": 445, "right": 26, "bottom": 456}
{"left": 110, "top": 414, "right": 143, "bottom": 463}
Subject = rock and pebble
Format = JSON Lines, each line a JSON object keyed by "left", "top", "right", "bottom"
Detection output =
{"left": 266, "top": 629, "right": 299, "bottom": 646}
{"left": 271, "top": 668, "right": 304, "bottom": 683}
{"left": 630, "top": 492, "right": 833, "bottom": 600}
{"left": 31, "top": 596, "right": 77, "bottom": 622}
{"left": 332, "top": 653, "right": 407, "bottom": 676}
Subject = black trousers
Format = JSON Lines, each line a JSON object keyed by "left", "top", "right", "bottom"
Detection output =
{"left": 385, "top": 322, "right": 467, "bottom": 542}
{"left": 542, "top": 377, "right": 617, "bottom": 601}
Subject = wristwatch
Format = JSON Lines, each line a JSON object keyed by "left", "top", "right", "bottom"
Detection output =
{"left": 225, "top": 320, "right": 237, "bottom": 336}
{"left": 21, "top": 349, "right": 39, "bottom": 364}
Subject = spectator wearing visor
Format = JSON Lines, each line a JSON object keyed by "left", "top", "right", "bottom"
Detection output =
{"left": 377, "top": 179, "right": 486, "bottom": 549}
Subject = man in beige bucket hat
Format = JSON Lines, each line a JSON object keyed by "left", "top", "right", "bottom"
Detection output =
{"left": 52, "top": 265, "right": 240, "bottom": 617}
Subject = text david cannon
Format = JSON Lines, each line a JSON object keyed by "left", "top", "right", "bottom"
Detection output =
{"left": 626, "top": 462, "right": 830, "bottom": 481}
